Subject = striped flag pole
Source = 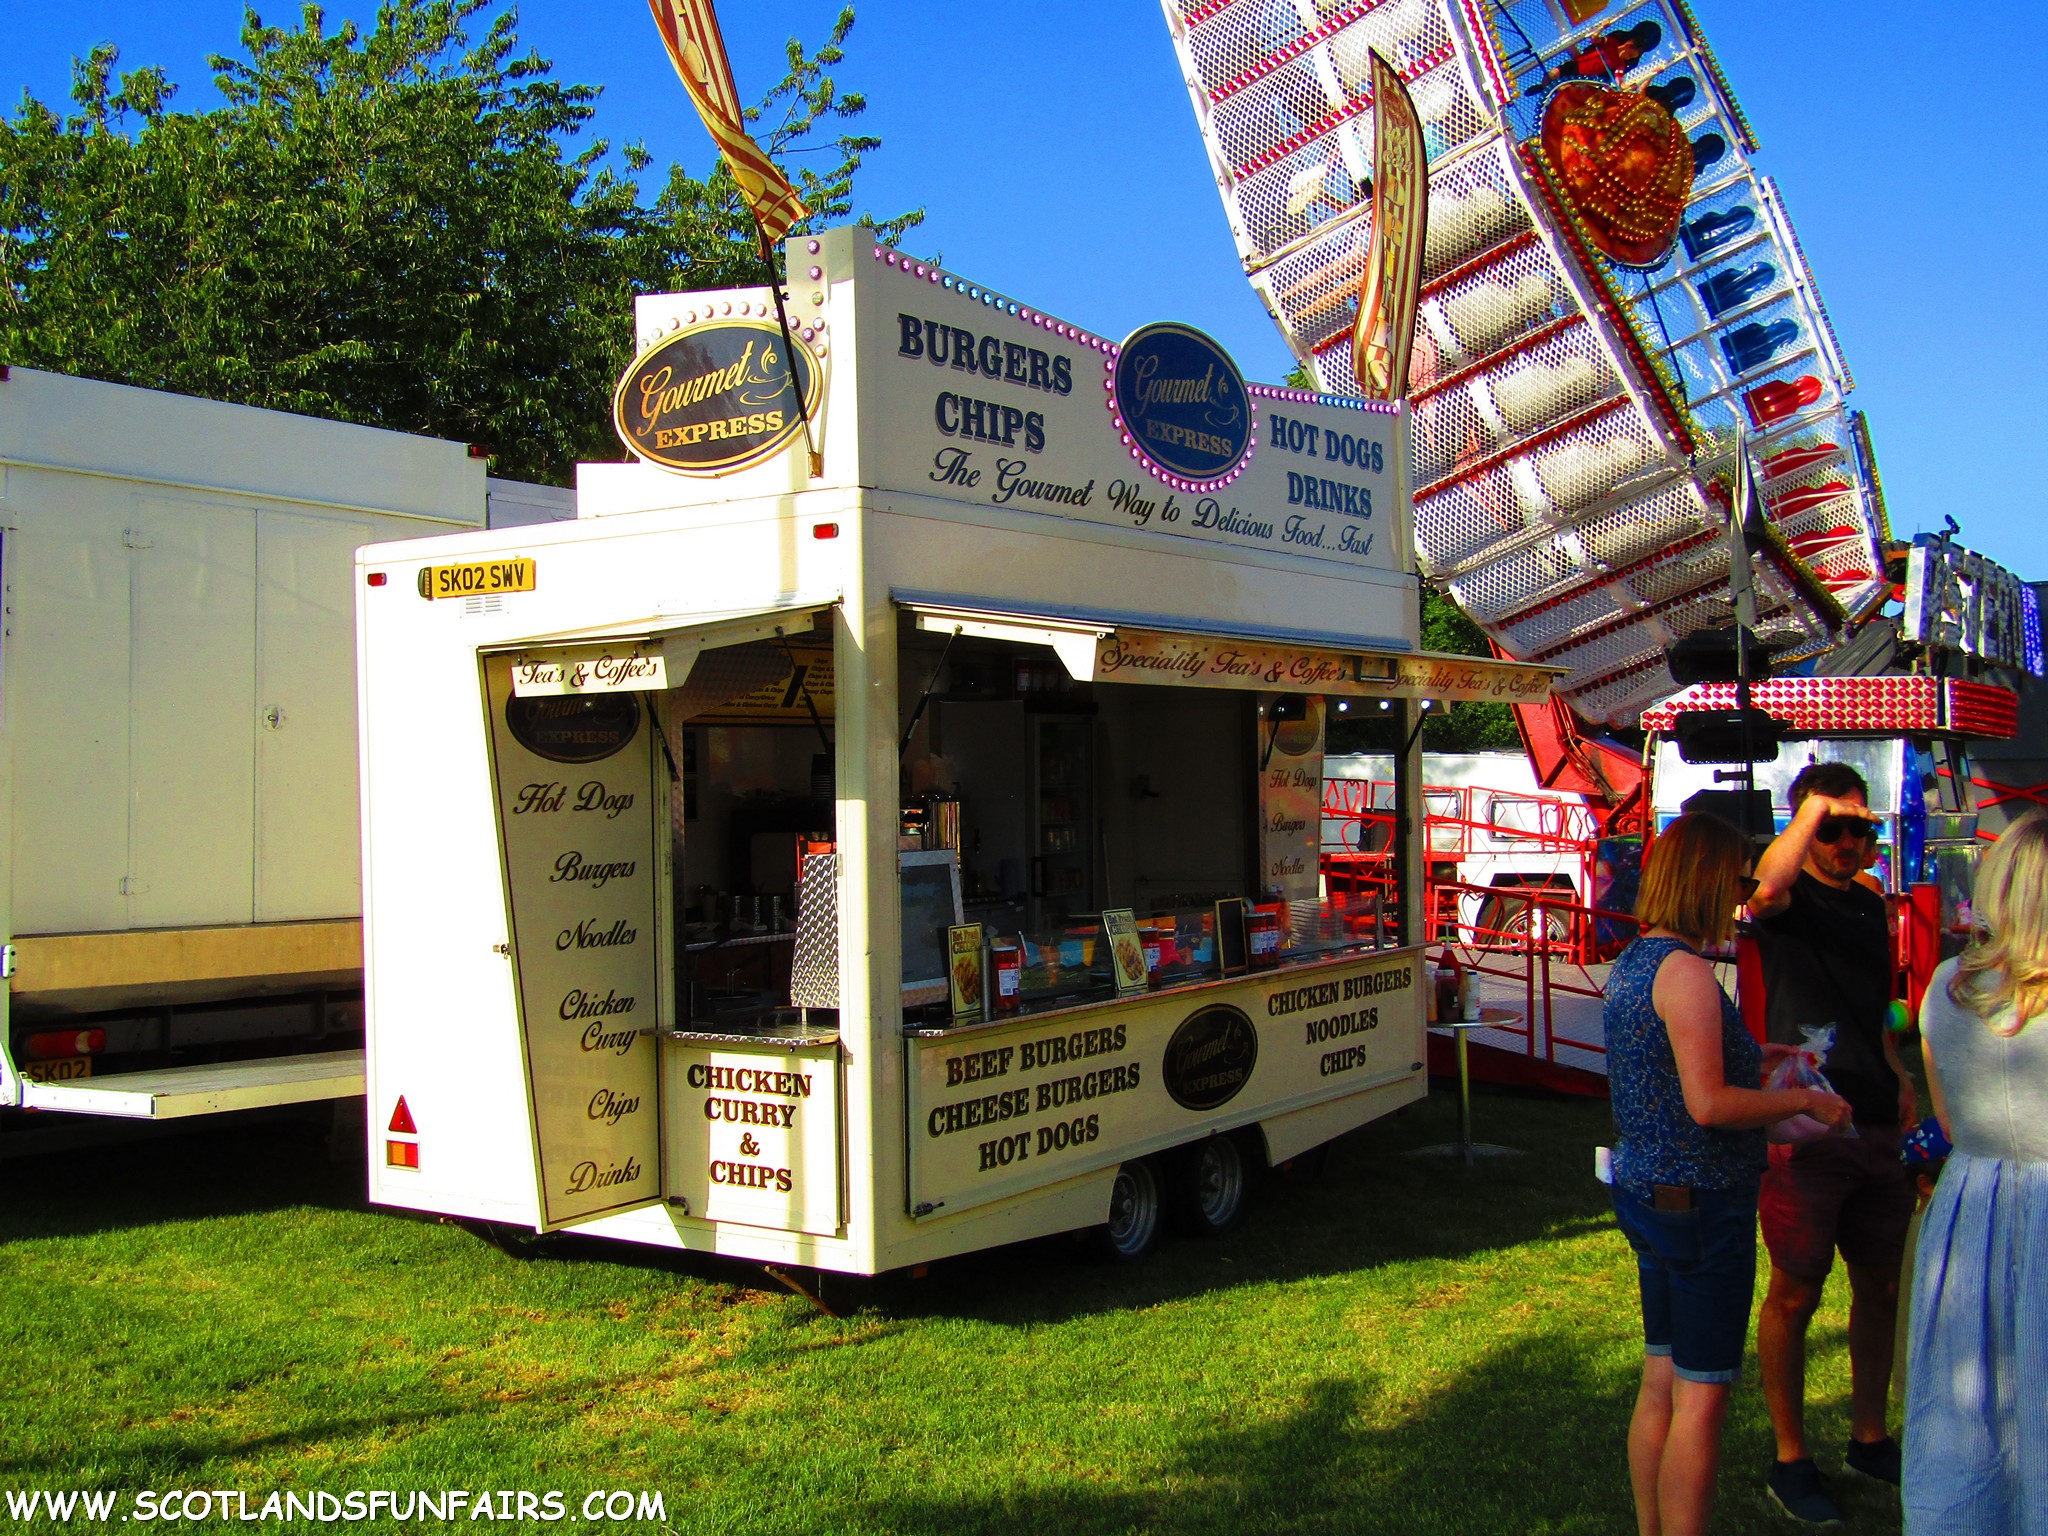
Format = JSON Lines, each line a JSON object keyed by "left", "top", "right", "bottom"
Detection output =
{"left": 646, "top": 0, "right": 808, "bottom": 239}
{"left": 1350, "top": 50, "right": 1430, "bottom": 401}
{"left": 646, "top": 0, "right": 823, "bottom": 475}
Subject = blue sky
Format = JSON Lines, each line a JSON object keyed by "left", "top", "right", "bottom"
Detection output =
{"left": 8, "top": 2, "right": 2043, "bottom": 579}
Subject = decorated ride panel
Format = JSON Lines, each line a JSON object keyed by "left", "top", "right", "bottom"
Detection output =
{"left": 1158, "top": 0, "right": 1882, "bottom": 726}
{"left": 1904, "top": 545, "right": 2045, "bottom": 679}
{"left": 1642, "top": 677, "right": 2023, "bottom": 742}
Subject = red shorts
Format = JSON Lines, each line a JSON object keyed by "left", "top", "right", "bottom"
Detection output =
{"left": 1759, "top": 1125, "right": 1914, "bottom": 1282}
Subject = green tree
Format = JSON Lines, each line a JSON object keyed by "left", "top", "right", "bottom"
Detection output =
{"left": 1418, "top": 583, "right": 1521, "bottom": 751}
{"left": 0, "top": 1, "right": 921, "bottom": 482}
{"left": 1327, "top": 583, "right": 1522, "bottom": 755}
{"left": 640, "top": 6, "right": 921, "bottom": 294}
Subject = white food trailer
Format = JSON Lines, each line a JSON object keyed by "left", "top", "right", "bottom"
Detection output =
{"left": 357, "top": 227, "right": 1558, "bottom": 1271}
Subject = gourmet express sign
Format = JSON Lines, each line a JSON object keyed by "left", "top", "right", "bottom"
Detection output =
{"left": 614, "top": 318, "right": 820, "bottom": 475}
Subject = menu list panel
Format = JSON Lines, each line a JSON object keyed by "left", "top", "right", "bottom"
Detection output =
{"left": 485, "top": 656, "right": 665, "bottom": 1228}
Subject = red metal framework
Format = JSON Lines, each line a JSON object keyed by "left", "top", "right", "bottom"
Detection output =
{"left": 1972, "top": 770, "right": 2048, "bottom": 827}
{"left": 1322, "top": 776, "right": 1598, "bottom": 853}
{"left": 1316, "top": 844, "right": 1624, "bottom": 1095}
{"left": 1321, "top": 776, "right": 1604, "bottom": 954}
{"left": 1510, "top": 690, "right": 1646, "bottom": 834}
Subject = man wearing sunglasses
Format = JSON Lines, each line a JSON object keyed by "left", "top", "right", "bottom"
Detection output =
{"left": 1744, "top": 761, "right": 1918, "bottom": 1523}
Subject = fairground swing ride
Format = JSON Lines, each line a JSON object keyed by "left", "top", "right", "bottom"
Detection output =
{"left": 1158, "top": 0, "right": 2044, "bottom": 1055}
{"left": 1160, "top": 0, "right": 1890, "bottom": 734}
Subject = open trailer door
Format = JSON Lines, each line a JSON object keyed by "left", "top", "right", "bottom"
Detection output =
{"left": 480, "top": 602, "right": 839, "bottom": 1232}
{"left": 483, "top": 643, "right": 671, "bottom": 1232}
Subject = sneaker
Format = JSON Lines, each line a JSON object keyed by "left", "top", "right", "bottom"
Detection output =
{"left": 1844, "top": 1435, "right": 1902, "bottom": 1486}
{"left": 1767, "top": 1459, "right": 1844, "bottom": 1525}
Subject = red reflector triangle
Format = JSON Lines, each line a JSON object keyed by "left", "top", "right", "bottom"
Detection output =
{"left": 388, "top": 1096, "right": 417, "bottom": 1135}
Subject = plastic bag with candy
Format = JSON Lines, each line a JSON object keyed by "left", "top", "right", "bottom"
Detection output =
{"left": 1764, "top": 1025, "right": 1857, "bottom": 1142}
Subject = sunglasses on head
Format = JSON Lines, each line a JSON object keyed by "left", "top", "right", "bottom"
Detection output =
{"left": 1815, "top": 815, "right": 1876, "bottom": 845}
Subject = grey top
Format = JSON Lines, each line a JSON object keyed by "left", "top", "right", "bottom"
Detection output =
{"left": 1921, "top": 958, "right": 2048, "bottom": 1163}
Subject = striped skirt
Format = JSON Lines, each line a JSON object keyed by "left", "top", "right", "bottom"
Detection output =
{"left": 1904, "top": 1150, "right": 2048, "bottom": 1535}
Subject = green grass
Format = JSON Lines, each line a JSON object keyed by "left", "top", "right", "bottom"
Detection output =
{"left": 0, "top": 1091, "right": 1901, "bottom": 1534}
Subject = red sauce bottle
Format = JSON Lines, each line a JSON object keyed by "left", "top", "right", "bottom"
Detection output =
{"left": 992, "top": 939, "right": 1022, "bottom": 1014}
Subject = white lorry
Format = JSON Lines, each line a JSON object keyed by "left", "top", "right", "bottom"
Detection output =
{"left": 0, "top": 366, "right": 567, "bottom": 1125}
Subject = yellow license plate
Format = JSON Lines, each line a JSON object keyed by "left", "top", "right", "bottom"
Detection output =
{"left": 417, "top": 558, "right": 536, "bottom": 600}
{"left": 20, "top": 1056, "right": 92, "bottom": 1083}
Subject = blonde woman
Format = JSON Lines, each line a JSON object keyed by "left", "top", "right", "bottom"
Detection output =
{"left": 1604, "top": 813, "right": 1850, "bottom": 1536}
{"left": 1905, "top": 810, "right": 2048, "bottom": 1534}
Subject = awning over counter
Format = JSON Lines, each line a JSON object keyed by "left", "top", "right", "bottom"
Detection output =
{"left": 484, "top": 599, "right": 837, "bottom": 698}
{"left": 898, "top": 593, "right": 1562, "bottom": 705}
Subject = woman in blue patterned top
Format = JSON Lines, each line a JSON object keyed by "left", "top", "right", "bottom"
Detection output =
{"left": 1607, "top": 812, "right": 1850, "bottom": 1536}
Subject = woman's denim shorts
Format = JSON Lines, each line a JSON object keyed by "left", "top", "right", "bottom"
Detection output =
{"left": 1611, "top": 1180, "right": 1760, "bottom": 1384}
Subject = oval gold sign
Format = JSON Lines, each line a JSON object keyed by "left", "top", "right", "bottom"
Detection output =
{"left": 504, "top": 692, "right": 641, "bottom": 764}
{"left": 1161, "top": 1003, "right": 1259, "bottom": 1111}
{"left": 612, "top": 319, "right": 820, "bottom": 476}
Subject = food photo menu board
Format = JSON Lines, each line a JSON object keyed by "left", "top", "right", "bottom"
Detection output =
{"left": 485, "top": 658, "right": 666, "bottom": 1228}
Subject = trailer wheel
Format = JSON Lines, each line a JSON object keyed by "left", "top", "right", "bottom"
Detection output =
{"left": 1501, "top": 900, "right": 1571, "bottom": 948}
{"left": 1088, "top": 1158, "right": 1163, "bottom": 1261}
{"left": 1170, "top": 1133, "right": 1254, "bottom": 1237}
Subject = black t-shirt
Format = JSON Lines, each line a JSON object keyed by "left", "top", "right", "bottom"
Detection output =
{"left": 1753, "top": 870, "right": 1898, "bottom": 1127}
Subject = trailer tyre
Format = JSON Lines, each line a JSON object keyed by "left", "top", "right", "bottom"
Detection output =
{"left": 1169, "top": 1133, "right": 1253, "bottom": 1237}
{"left": 1088, "top": 1158, "right": 1163, "bottom": 1261}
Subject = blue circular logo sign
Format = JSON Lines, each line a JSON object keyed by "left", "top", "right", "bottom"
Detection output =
{"left": 1110, "top": 322, "right": 1252, "bottom": 488}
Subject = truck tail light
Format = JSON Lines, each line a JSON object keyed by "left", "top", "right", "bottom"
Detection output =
{"left": 386, "top": 1140, "right": 420, "bottom": 1169}
{"left": 24, "top": 1028, "right": 105, "bottom": 1060}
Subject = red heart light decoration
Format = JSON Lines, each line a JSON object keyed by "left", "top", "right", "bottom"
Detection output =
{"left": 1540, "top": 82, "right": 1694, "bottom": 268}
